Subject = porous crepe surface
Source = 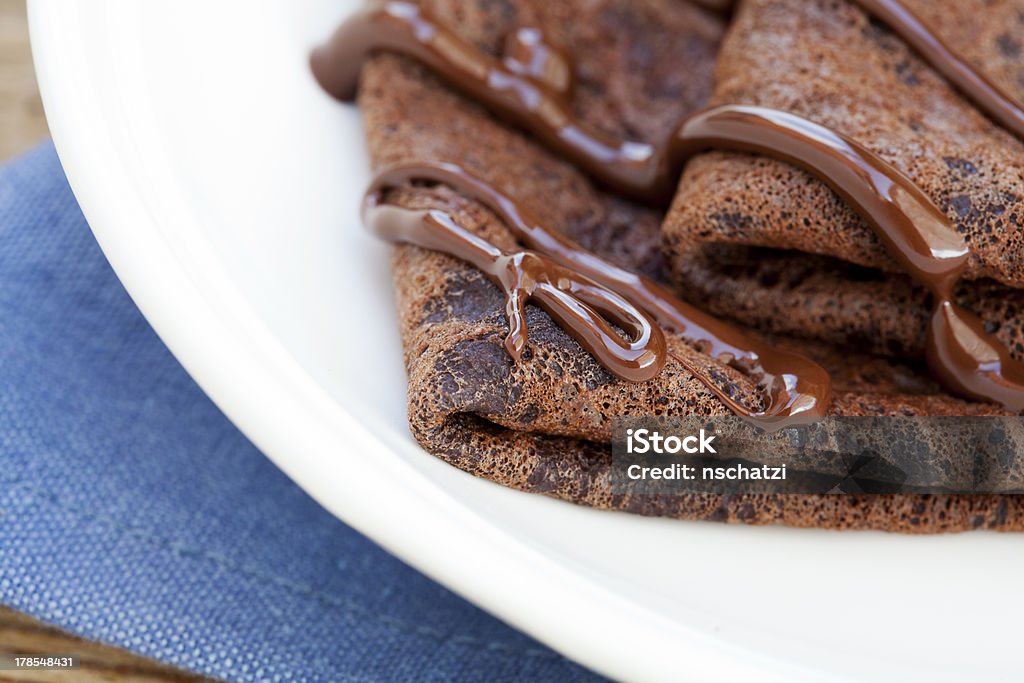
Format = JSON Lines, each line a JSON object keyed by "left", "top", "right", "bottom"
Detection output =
{"left": 663, "top": 0, "right": 1024, "bottom": 360}
{"left": 902, "top": 0, "right": 1024, "bottom": 107}
{"left": 356, "top": 0, "right": 1024, "bottom": 531}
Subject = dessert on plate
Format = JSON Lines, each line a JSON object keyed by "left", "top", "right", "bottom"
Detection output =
{"left": 312, "top": 0, "right": 1024, "bottom": 531}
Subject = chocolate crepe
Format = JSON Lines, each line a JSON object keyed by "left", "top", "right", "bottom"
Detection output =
{"left": 663, "top": 0, "right": 1024, "bottom": 361}
{"left": 350, "top": 0, "right": 1024, "bottom": 531}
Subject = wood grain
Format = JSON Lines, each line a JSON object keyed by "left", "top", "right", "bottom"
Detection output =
{"left": 0, "top": 607, "right": 214, "bottom": 682}
{"left": 0, "top": 3, "right": 214, "bottom": 681}
{"left": 0, "top": 0, "right": 48, "bottom": 159}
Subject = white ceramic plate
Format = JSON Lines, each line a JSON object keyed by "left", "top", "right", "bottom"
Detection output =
{"left": 29, "top": 2, "right": 1024, "bottom": 681}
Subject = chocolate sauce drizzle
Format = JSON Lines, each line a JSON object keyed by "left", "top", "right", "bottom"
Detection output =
{"left": 310, "top": 0, "right": 674, "bottom": 204}
{"left": 312, "top": 0, "right": 1024, "bottom": 414}
{"left": 852, "top": 0, "right": 1024, "bottom": 141}
{"left": 367, "top": 163, "right": 832, "bottom": 422}
{"left": 363, "top": 190, "right": 666, "bottom": 382}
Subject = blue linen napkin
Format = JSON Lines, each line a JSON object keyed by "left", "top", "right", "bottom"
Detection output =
{"left": 0, "top": 142, "right": 604, "bottom": 682}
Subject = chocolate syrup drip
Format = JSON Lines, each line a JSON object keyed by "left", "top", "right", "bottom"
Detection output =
{"left": 672, "top": 107, "right": 1024, "bottom": 411}
{"left": 851, "top": 0, "right": 1024, "bottom": 141}
{"left": 312, "top": 1, "right": 1024, "bottom": 412}
{"left": 369, "top": 162, "right": 831, "bottom": 422}
{"left": 501, "top": 27, "right": 573, "bottom": 97}
{"left": 363, "top": 191, "right": 666, "bottom": 382}
{"left": 310, "top": 1, "right": 673, "bottom": 204}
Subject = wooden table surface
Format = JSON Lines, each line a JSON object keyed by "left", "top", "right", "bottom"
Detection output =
{"left": 0, "top": 0, "right": 47, "bottom": 158}
{"left": 1, "top": 2, "right": 215, "bottom": 680}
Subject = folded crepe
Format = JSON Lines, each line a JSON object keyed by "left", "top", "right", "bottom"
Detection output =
{"left": 347, "top": 0, "right": 1024, "bottom": 531}
{"left": 664, "top": 0, "right": 1024, "bottom": 361}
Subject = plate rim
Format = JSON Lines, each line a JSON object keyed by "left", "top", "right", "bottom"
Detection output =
{"left": 26, "top": 2, "right": 952, "bottom": 681}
